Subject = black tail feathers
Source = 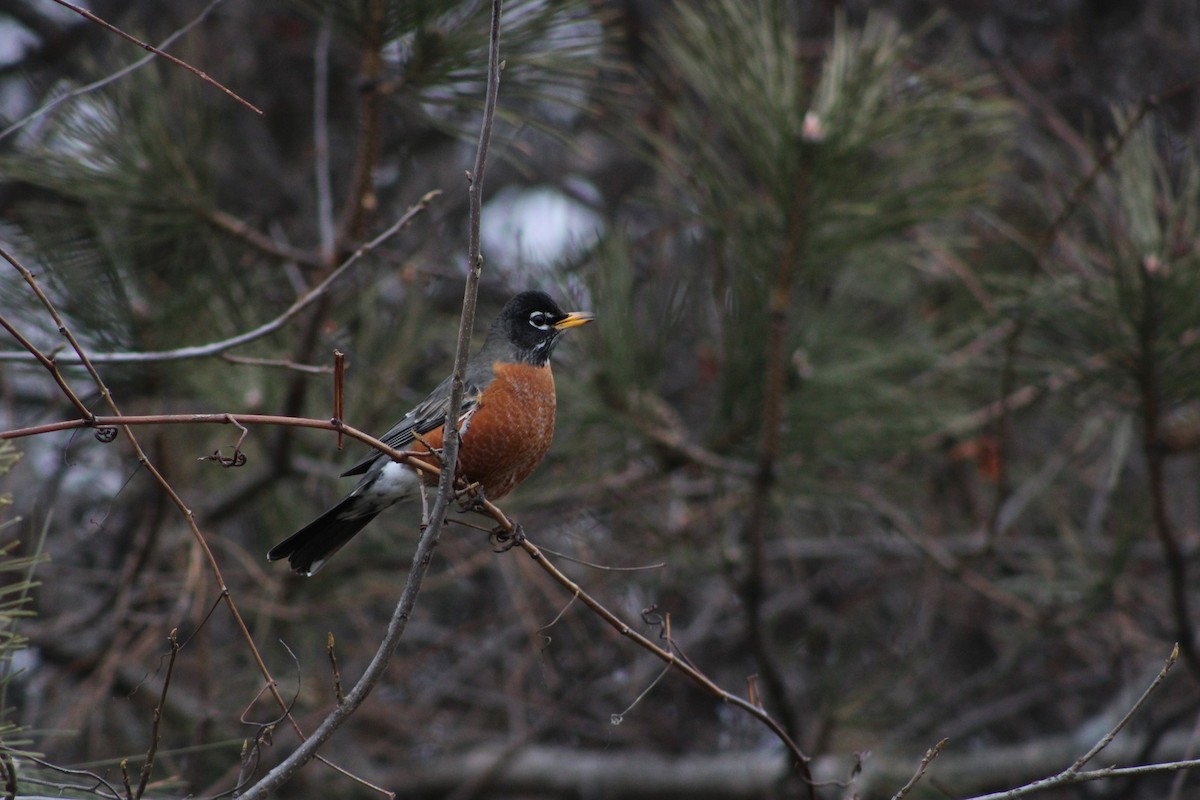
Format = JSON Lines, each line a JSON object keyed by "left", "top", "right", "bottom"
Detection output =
{"left": 267, "top": 497, "right": 381, "bottom": 576}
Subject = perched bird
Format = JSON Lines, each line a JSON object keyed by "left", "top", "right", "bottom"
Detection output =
{"left": 268, "top": 290, "right": 594, "bottom": 575}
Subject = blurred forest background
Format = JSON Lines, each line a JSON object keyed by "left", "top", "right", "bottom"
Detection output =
{"left": 3, "top": 0, "right": 1200, "bottom": 798}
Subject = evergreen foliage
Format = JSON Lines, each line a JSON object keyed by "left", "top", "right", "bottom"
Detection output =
{"left": 1, "top": 1, "right": 1199, "bottom": 798}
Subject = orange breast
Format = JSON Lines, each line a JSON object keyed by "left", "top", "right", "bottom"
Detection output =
{"left": 411, "top": 362, "right": 557, "bottom": 500}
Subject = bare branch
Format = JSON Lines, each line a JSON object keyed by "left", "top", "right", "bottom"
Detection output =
{"left": 0, "top": 191, "right": 440, "bottom": 365}
{"left": 134, "top": 629, "right": 180, "bottom": 800}
{"left": 507, "top": 529, "right": 815, "bottom": 787}
{"left": 47, "top": 0, "right": 262, "bottom": 115}
{"left": 0, "top": 0, "right": 227, "bottom": 143}
{"left": 960, "top": 645, "right": 1185, "bottom": 800}
{"left": 891, "top": 739, "right": 947, "bottom": 800}
{"left": 235, "top": 2, "right": 506, "bottom": 793}
{"left": 1071, "top": 645, "right": 1179, "bottom": 772}
{"left": 0, "top": 250, "right": 375, "bottom": 792}
{"left": 202, "top": 208, "right": 324, "bottom": 268}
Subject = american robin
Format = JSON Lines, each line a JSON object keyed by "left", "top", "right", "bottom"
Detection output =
{"left": 267, "top": 290, "right": 594, "bottom": 575}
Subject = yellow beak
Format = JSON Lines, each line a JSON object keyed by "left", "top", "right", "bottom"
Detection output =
{"left": 553, "top": 311, "right": 595, "bottom": 330}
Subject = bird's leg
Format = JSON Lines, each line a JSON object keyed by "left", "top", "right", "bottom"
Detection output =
{"left": 489, "top": 522, "right": 526, "bottom": 553}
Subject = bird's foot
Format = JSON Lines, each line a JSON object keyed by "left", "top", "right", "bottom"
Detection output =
{"left": 455, "top": 481, "right": 488, "bottom": 513}
{"left": 489, "top": 523, "right": 525, "bottom": 553}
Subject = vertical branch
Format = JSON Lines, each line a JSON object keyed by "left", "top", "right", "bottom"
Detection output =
{"left": 333, "top": 349, "right": 346, "bottom": 450}
{"left": 2, "top": 250, "right": 367, "bottom": 793}
{"left": 268, "top": 1, "right": 390, "bottom": 480}
{"left": 0, "top": 248, "right": 345, "bottom": 782}
{"left": 266, "top": 1, "right": 389, "bottom": 480}
{"left": 313, "top": 16, "right": 336, "bottom": 264}
{"left": 1136, "top": 264, "right": 1199, "bottom": 677}
{"left": 735, "top": 157, "right": 811, "bottom": 746}
{"left": 134, "top": 630, "right": 180, "bottom": 800}
{"left": 238, "top": 4, "right": 505, "bottom": 795}
{"left": 336, "top": 0, "right": 388, "bottom": 250}
{"left": 438, "top": 0, "right": 505, "bottom": 508}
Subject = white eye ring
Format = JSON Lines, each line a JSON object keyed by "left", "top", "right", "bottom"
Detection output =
{"left": 529, "top": 311, "right": 550, "bottom": 330}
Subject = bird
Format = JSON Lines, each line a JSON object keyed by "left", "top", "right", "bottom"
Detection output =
{"left": 267, "top": 290, "right": 594, "bottom": 575}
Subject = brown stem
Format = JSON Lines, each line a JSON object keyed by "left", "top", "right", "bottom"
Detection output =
{"left": 734, "top": 156, "right": 812, "bottom": 749}
{"left": 0, "top": 192, "right": 439, "bottom": 366}
{"left": 514, "top": 534, "right": 816, "bottom": 796}
{"left": 434, "top": 0, "right": 505, "bottom": 543}
{"left": 336, "top": 0, "right": 388, "bottom": 251}
{"left": 240, "top": 4, "right": 506, "bottom": 794}
{"left": 47, "top": 0, "right": 262, "bottom": 114}
{"left": 3, "top": 407, "right": 819, "bottom": 797}
{"left": 1136, "top": 265, "right": 1200, "bottom": 678}
{"left": 1, "top": 252, "right": 382, "bottom": 794}
{"left": 203, "top": 208, "right": 323, "bottom": 267}
{"left": 134, "top": 629, "right": 179, "bottom": 800}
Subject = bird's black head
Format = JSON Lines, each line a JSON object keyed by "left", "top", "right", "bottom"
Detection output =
{"left": 489, "top": 290, "right": 594, "bottom": 365}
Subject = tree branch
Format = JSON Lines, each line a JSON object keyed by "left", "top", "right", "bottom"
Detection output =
{"left": 0, "top": 191, "right": 439, "bottom": 365}
{"left": 0, "top": 0, "right": 228, "bottom": 143}
{"left": 238, "top": 3, "right": 506, "bottom": 793}
{"left": 1, "top": 249, "right": 382, "bottom": 794}
{"left": 47, "top": 0, "right": 262, "bottom": 114}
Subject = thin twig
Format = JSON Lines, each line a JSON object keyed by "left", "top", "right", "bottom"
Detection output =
{"left": 0, "top": 751, "right": 123, "bottom": 800}
{"left": 135, "top": 629, "right": 180, "bottom": 800}
{"left": 0, "top": 310, "right": 94, "bottom": 421}
{"left": 0, "top": 0, "right": 227, "bottom": 143}
{"left": 631, "top": 391, "right": 755, "bottom": 477}
{"left": 202, "top": 208, "right": 324, "bottom": 267}
{"left": 1, "top": 253, "right": 384, "bottom": 795}
{"left": 1, "top": 414, "right": 439, "bottom": 487}
{"left": 962, "top": 645, "right": 1182, "bottom": 800}
{"left": 611, "top": 662, "right": 673, "bottom": 725}
{"left": 0, "top": 192, "right": 439, "bottom": 365}
{"left": 891, "top": 738, "right": 947, "bottom": 800}
{"left": 536, "top": 592, "right": 580, "bottom": 643}
{"left": 532, "top": 544, "right": 666, "bottom": 572}
{"left": 122, "top": 760, "right": 135, "bottom": 800}
{"left": 47, "top": 0, "right": 262, "bottom": 114}
{"left": 503, "top": 526, "right": 816, "bottom": 788}
{"left": 434, "top": 0, "right": 505, "bottom": 511}
{"left": 220, "top": 354, "right": 333, "bottom": 374}
{"left": 236, "top": 4, "right": 506, "bottom": 794}
{"left": 333, "top": 349, "right": 346, "bottom": 450}
{"left": 1073, "top": 644, "right": 1179, "bottom": 772}
{"left": 326, "top": 633, "right": 345, "bottom": 706}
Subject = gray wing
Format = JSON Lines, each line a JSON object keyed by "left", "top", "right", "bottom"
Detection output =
{"left": 340, "top": 372, "right": 484, "bottom": 477}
